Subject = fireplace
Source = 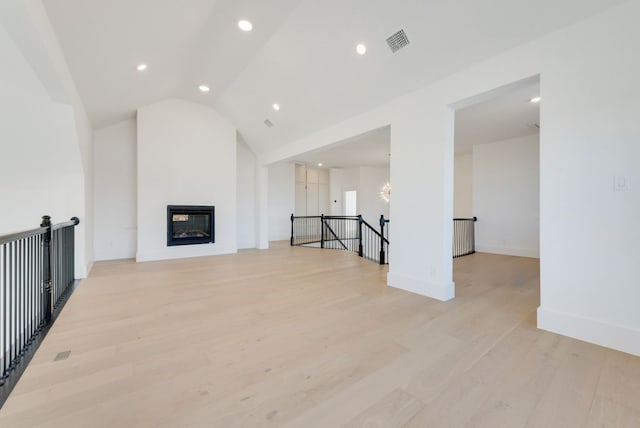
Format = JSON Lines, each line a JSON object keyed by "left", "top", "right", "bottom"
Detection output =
{"left": 167, "top": 205, "right": 215, "bottom": 246}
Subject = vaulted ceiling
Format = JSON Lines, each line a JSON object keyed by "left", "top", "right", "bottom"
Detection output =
{"left": 43, "top": 0, "right": 625, "bottom": 156}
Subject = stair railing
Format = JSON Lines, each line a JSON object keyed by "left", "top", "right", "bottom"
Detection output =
{"left": 453, "top": 216, "right": 477, "bottom": 257}
{"left": 291, "top": 214, "right": 389, "bottom": 265}
{"left": 0, "top": 216, "right": 80, "bottom": 408}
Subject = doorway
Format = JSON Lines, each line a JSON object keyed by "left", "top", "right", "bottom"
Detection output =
{"left": 344, "top": 190, "right": 357, "bottom": 216}
{"left": 451, "top": 75, "right": 540, "bottom": 303}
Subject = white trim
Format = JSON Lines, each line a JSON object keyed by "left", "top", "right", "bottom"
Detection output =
{"left": 76, "top": 261, "right": 94, "bottom": 279}
{"left": 387, "top": 272, "right": 455, "bottom": 301}
{"left": 136, "top": 247, "right": 237, "bottom": 263}
{"left": 476, "top": 245, "right": 539, "bottom": 258}
{"left": 537, "top": 306, "right": 640, "bottom": 357}
{"left": 84, "top": 261, "right": 94, "bottom": 277}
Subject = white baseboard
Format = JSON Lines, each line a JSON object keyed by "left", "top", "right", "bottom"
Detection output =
{"left": 476, "top": 245, "right": 539, "bottom": 258}
{"left": 537, "top": 306, "right": 640, "bottom": 357}
{"left": 387, "top": 272, "right": 455, "bottom": 301}
{"left": 76, "top": 261, "right": 94, "bottom": 279}
{"left": 136, "top": 246, "right": 237, "bottom": 262}
{"left": 85, "top": 261, "right": 94, "bottom": 277}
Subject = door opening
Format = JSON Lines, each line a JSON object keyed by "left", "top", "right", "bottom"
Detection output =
{"left": 344, "top": 190, "right": 357, "bottom": 216}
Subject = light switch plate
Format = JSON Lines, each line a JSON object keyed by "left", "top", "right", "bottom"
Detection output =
{"left": 613, "top": 175, "right": 630, "bottom": 192}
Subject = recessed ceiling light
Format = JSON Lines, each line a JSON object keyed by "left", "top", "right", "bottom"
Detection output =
{"left": 318, "top": 163, "right": 323, "bottom": 167}
{"left": 356, "top": 44, "right": 367, "bottom": 55}
{"left": 529, "top": 96, "right": 541, "bottom": 103}
{"left": 199, "top": 85, "right": 210, "bottom": 93}
{"left": 136, "top": 64, "right": 147, "bottom": 71}
{"left": 273, "top": 103, "right": 280, "bottom": 111}
{"left": 238, "top": 20, "right": 253, "bottom": 32}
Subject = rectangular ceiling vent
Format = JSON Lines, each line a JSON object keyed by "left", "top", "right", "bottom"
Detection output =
{"left": 264, "top": 119, "right": 274, "bottom": 128}
{"left": 386, "top": 29, "right": 410, "bottom": 53}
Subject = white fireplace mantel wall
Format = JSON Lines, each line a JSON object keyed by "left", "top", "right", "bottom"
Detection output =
{"left": 136, "top": 98, "right": 237, "bottom": 262}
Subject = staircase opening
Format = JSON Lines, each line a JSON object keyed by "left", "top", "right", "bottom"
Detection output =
{"left": 290, "top": 214, "right": 389, "bottom": 265}
{"left": 277, "top": 126, "right": 392, "bottom": 265}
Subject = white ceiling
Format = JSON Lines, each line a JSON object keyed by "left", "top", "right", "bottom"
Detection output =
{"left": 43, "top": 0, "right": 625, "bottom": 156}
{"left": 292, "top": 126, "right": 390, "bottom": 169}
{"left": 455, "top": 80, "right": 540, "bottom": 154}
{"left": 291, "top": 78, "right": 540, "bottom": 167}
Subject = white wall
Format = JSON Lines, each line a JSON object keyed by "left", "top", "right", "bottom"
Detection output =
{"left": 268, "top": 162, "right": 295, "bottom": 241}
{"left": 454, "top": 153, "right": 473, "bottom": 218}
{"left": 294, "top": 164, "right": 307, "bottom": 215}
{"left": 259, "top": 1, "right": 640, "bottom": 356}
{"left": 328, "top": 167, "right": 389, "bottom": 223}
{"left": 26, "top": 1, "right": 95, "bottom": 278}
{"left": 328, "top": 168, "right": 342, "bottom": 216}
{"left": 237, "top": 138, "right": 256, "bottom": 249}
{"left": 535, "top": 4, "right": 640, "bottom": 355}
{"left": 473, "top": 134, "right": 539, "bottom": 257}
{"left": 359, "top": 166, "right": 390, "bottom": 224}
{"left": 93, "top": 116, "right": 258, "bottom": 258}
{"left": 0, "top": 21, "right": 80, "bottom": 233}
{"left": 329, "top": 167, "right": 359, "bottom": 216}
{"left": 0, "top": 3, "right": 93, "bottom": 277}
{"left": 93, "top": 119, "right": 137, "bottom": 260}
{"left": 136, "top": 98, "right": 237, "bottom": 261}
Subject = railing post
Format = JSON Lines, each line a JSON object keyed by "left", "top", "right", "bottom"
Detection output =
{"left": 320, "top": 214, "right": 325, "bottom": 249}
{"left": 290, "top": 213, "right": 294, "bottom": 246}
{"left": 358, "top": 215, "right": 363, "bottom": 257}
{"left": 40, "top": 215, "right": 52, "bottom": 326}
{"left": 472, "top": 216, "right": 477, "bottom": 254}
{"left": 379, "top": 215, "right": 386, "bottom": 265}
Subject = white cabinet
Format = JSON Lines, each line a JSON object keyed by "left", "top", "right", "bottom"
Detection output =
{"left": 294, "top": 164, "right": 330, "bottom": 216}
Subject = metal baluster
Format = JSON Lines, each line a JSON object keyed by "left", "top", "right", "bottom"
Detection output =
{"left": 38, "top": 233, "right": 42, "bottom": 329}
{"left": 27, "top": 237, "right": 32, "bottom": 343}
{"left": 453, "top": 220, "right": 457, "bottom": 257}
{"left": 10, "top": 241, "right": 15, "bottom": 367}
{"left": 472, "top": 217, "right": 477, "bottom": 254}
{"left": 52, "top": 230, "right": 56, "bottom": 306}
{"left": 455, "top": 220, "right": 458, "bottom": 257}
{"left": 466, "top": 221, "right": 470, "bottom": 254}
{"left": 16, "top": 240, "right": 21, "bottom": 358}
{"left": 68, "top": 228, "right": 72, "bottom": 291}
{"left": 379, "top": 215, "right": 385, "bottom": 265}
{"left": 41, "top": 216, "right": 52, "bottom": 326}
{"left": 1, "top": 244, "right": 6, "bottom": 379}
{"left": 19, "top": 239, "right": 24, "bottom": 356}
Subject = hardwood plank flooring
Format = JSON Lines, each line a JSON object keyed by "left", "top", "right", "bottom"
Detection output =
{"left": 0, "top": 242, "right": 638, "bottom": 427}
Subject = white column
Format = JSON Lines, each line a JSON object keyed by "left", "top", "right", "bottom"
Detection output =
{"left": 256, "top": 164, "right": 269, "bottom": 249}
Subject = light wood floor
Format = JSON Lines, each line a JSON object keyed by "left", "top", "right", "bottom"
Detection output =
{"left": 0, "top": 242, "right": 639, "bottom": 427}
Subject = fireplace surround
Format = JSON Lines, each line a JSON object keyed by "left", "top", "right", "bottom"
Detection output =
{"left": 167, "top": 205, "right": 215, "bottom": 246}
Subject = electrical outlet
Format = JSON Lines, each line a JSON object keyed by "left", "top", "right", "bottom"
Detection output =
{"left": 614, "top": 175, "right": 630, "bottom": 192}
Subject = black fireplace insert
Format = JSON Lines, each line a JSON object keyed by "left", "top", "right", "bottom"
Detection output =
{"left": 167, "top": 205, "right": 215, "bottom": 246}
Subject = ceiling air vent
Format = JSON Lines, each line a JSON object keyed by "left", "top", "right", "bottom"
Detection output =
{"left": 264, "top": 119, "right": 274, "bottom": 128}
{"left": 386, "top": 29, "right": 410, "bottom": 53}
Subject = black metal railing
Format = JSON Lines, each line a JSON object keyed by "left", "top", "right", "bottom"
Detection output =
{"left": 0, "top": 216, "right": 79, "bottom": 407}
{"left": 453, "top": 217, "right": 477, "bottom": 258}
{"left": 322, "top": 216, "right": 360, "bottom": 252}
{"left": 290, "top": 215, "right": 323, "bottom": 246}
{"left": 291, "top": 214, "right": 390, "bottom": 264}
